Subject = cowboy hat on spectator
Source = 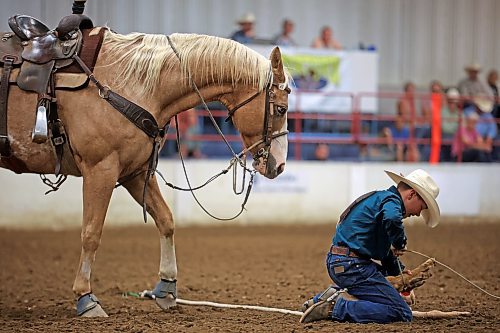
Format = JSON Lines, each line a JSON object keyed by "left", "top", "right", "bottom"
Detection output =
{"left": 446, "top": 87, "right": 460, "bottom": 100}
{"left": 464, "top": 63, "right": 482, "bottom": 72}
{"left": 385, "top": 169, "right": 440, "bottom": 228}
{"left": 473, "top": 95, "right": 493, "bottom": 113}
{"left": 237, "top": 13, "right": 256, "bottom": 24}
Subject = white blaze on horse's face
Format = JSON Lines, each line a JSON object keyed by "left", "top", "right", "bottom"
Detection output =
{"left": 255, "top": 114, "right": 288, "bottom": 179}
{"left": 234, "top": 47, "right": 289, "bottom": 179}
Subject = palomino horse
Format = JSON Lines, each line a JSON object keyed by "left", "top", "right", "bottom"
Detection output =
{"left": 0, "top": 30, "right": 291, "bottom": 317}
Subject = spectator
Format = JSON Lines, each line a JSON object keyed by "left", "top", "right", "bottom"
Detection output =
{"left": 273, "top": 19, "right": 297, "bottom": 47}
{"left": 311, "top": 26, "right": 342, "bottom": 50}
{"left": 313, "top": 143, "right": 330, "bottom": 161}
{"left": 359, "top": 126, "right": 418, "bottom": 163}
{"left": 441, "top": 88, "right": 461, "bottom": 138}
{"left": 389, "top": 114, "right": 410, "bottom": 140}
{"left": 457, "top": 63, "right": 493, "bottom": 107}
{"left": 174, "top": 108, "right": 203, "bottom": 158}
{"left": 451, "top": 111, "right": 490, "bottom": 162}
{"left": 386, "top": 115, "right": 410, "bottom": 162}
{"left": 230, "top": 13, "right": 256, "bottom": 45}
{"left": 486, "top": 69, "right": 500, "bottom": 128}
{"left": 487, "top": 69, "right": 499, "bottom": 98}
{"left": 465, "top": 96, "right": 497, "bottom": 161}
{"left": 396, "top": 81, "right": 417, "bottom": 125}
{"left": 440, "top": 87, "right": 462, "bottom": 161}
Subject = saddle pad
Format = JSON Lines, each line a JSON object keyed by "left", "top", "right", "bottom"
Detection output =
{"left": 8, "top": 68, "right": 89, "bottom": 89}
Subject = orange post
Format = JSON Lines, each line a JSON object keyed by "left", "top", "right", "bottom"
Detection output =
{"left": 429, "top": 92, "right": 442, "bottom": 164}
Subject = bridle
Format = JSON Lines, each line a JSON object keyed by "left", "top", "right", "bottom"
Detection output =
{"left": 226, "top": 78, "right": 291, "bottom": 173}
{"left": 163, "top": 35, "right": 291, "bottom": 220}
{"left": 166, "top": 35, "right": 290, "bottom": 174}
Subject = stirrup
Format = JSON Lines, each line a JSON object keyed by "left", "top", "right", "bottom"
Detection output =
{"left": 32, "top": 105, "right": 48, "bottom": 143}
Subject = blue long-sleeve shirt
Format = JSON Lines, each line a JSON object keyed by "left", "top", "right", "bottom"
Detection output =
{"left": 333, "top": 186, "right": 407, "bottom": 275}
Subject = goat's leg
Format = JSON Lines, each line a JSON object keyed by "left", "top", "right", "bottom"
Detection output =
{"left": 386, "top": 258, "right": 435, "bottom": 292}
{"left": 124, "top": 173, "right": 177, "bottom": 310}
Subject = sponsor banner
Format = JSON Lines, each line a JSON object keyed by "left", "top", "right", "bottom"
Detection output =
{"left": 250, "top": 46, "right": 378, "bottom": 113}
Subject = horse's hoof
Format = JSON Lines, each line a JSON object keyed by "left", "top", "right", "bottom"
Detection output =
{"left": 80, "top": 303, "right": 109, "bottom": 317}
{"left": 155, "top": 293, "right": 177, "bottom": 310}
{"left": 152, "top": 279, "right": 177, "bottom": 310}
{"left": 77, "top": 293, "right": 108, "bottom": 317}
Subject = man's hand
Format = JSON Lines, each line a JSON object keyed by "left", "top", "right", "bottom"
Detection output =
{"left": 391, "top": 246, "right": 407, "bottom": 257}
{"left": 386, "top": 258, "right": 435, "bottom": 292}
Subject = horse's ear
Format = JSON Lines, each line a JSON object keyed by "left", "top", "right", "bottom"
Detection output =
{"left": 270, "top": 47, "right": 285, "bottom": 82}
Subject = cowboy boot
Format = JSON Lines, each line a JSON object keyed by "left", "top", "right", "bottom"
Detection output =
{"left": 299, "top": 289, "right": 343, "bottom": 323}
{"left": 300, "top": 285, "right": 339, "bottom": 312}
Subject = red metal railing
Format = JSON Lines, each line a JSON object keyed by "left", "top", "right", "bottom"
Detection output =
{"left": 162, "top": 90, "right": 500, "bottom": 162}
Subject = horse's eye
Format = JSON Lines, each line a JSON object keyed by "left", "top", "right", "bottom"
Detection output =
{"left": 276, "top": 105, "right": 287, "bottom": 115}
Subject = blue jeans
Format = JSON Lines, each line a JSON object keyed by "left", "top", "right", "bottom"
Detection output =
{"left": 323, "top": 253, "right": 412, "bottom": 323}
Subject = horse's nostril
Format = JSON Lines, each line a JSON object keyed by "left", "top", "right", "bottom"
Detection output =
{"left": 277, "top": 163, "right": 285, "bottom": 175}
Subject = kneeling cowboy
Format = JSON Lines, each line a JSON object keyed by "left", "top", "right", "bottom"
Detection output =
{"left": 301, "top": 169, "right": 440, "bottom": 324}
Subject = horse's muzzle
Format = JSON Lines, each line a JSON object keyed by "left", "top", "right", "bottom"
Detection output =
{"left": 253, "top": 155, "right": 284, "bottom": 179}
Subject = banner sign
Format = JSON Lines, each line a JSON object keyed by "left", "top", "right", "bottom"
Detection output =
{"left": 250, "top": 46, "right": 378, "bottom": 113}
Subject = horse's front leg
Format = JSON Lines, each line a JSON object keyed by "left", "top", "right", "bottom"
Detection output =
{"left": 72, "top": 163, "right": 120, "bottom": 317}
{"left": 124, "top": 173, "right": 177, "bottom": 310}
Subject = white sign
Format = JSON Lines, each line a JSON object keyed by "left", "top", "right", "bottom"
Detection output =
{"left": 250, "top": 46, "right": 379, "bottom": 113}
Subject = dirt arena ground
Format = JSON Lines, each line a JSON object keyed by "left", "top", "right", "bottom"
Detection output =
{"left": 0, "top": 222, "right": 499, "bottom": 332}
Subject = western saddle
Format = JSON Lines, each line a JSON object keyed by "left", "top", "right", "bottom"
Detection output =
{"left": 0, "top": 13, "right": 96, "bottom": 174}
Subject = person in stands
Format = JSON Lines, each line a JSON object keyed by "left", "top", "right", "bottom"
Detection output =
{"left": 273, "top": 18, "right": 297, "bottom": 47}
{"left": 311, "top": 26, "right": 342, "bottom": 50}
{"left": 230, "top": 13, "right": 256, "bottom": 45}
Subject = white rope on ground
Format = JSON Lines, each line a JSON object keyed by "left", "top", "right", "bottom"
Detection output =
{"left": 135, "top": 291, "right": 470, "bottom": 318}
{"left": 176, "top": 298, "right": 303, "bottom": 316}
{"left": 406, "top": 249, "right": 500, "bottom": 300}
{"left": 177, "top": 298, "right": 470, "bottom": 318}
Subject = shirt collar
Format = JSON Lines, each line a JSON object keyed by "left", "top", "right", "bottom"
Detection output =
{"left": 388, "top": 185, "right": 406, "bottom": 216}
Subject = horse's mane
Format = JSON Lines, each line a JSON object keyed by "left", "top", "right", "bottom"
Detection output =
{"left": 102, "top": 31, "right": 275, "bottom": 97}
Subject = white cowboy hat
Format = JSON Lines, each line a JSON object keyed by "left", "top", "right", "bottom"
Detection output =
{"left": 464, "top": 63, "right": 481, "bottom": 72}
{"left": 473, "top": 95, "right": 493, "bottom": 113}
{"left": 446, "top": 87, "right": 460, "bottom": 99}
{"left": 237, "top": 13, "right": 256, "bottom": 24}
{"left": 385, "top": 169, "right": 440, "bottom": 228}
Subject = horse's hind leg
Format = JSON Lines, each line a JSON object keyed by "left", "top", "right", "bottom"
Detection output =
{"left": 123, "top": 174, "right": 177, "bottom": 310}
{"left": 72, "top": 165, "right": 119, "bottom": 317}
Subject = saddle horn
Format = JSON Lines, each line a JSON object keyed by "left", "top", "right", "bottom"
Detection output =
{"left": 56, "top": 14, "right": 93, "bottom": 40}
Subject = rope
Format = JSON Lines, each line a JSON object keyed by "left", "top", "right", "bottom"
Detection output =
{"left": 405, "top": 249, "right": 500, "bottom": 300}
{"left": 128, "top": 290, "right": 302, "bottom": 316}
{"left": 124, "top": 291, "right": 470, "bottom": 318}
{"left": 396, "top": 258, "right": 408, "bottom": 291}
{"left": 176, "top": 298, "right": 303, "bottom": 316}
{"left": 171, "top": 116, "right": 256, "bottom": 221}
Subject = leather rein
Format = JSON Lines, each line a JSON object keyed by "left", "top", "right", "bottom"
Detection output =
{"left": 74, "top": 36, "right": 290, "bottom": 221}
{"left": 165, "top": 36, "right": 291, "bottom": 220}
{"left": 166, "top": 35, "right": 290, "bottom": 175}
